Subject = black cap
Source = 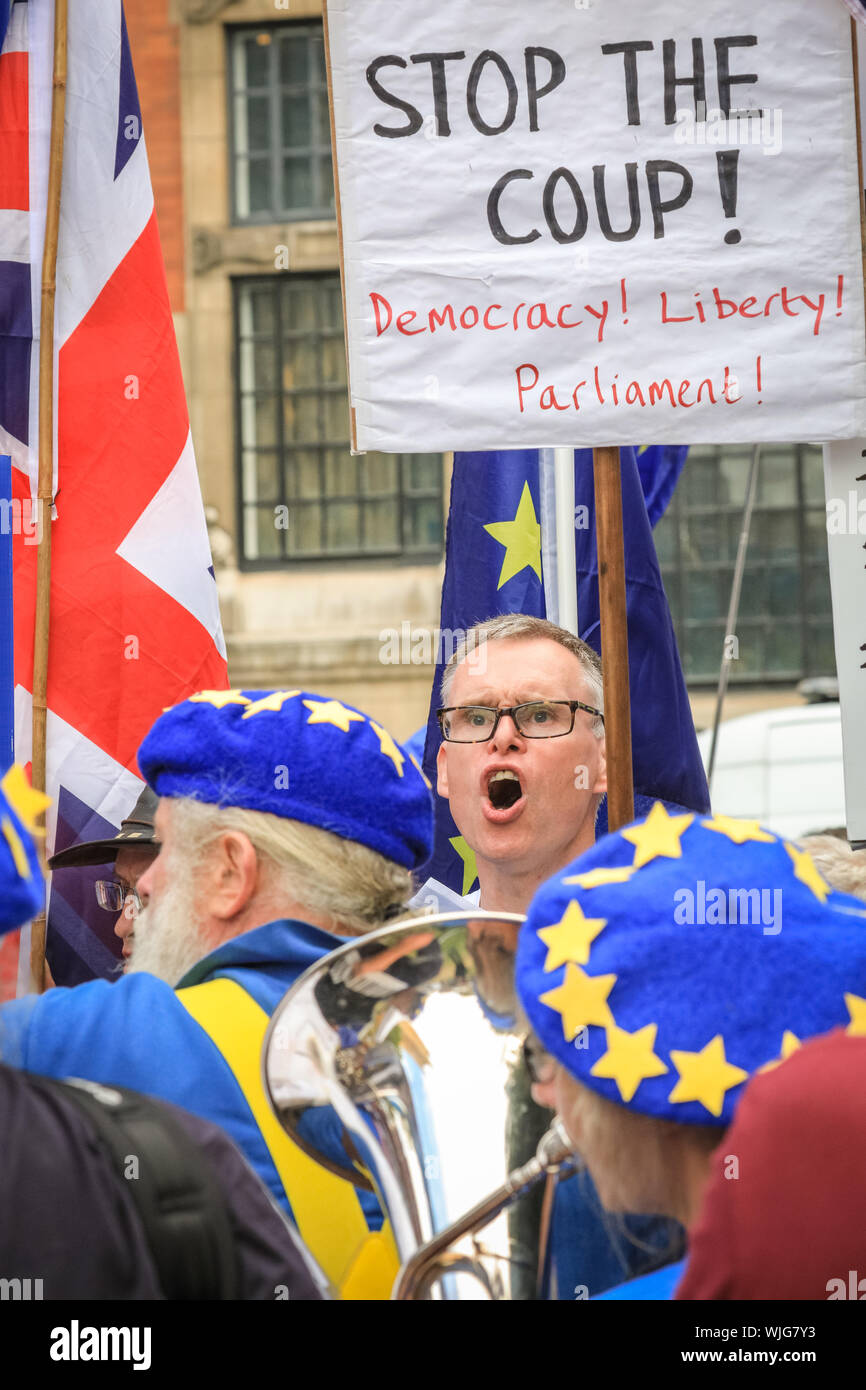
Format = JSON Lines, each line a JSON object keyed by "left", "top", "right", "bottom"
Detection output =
{"left": 48, "top": 786, "right": 160, "bottom": 870}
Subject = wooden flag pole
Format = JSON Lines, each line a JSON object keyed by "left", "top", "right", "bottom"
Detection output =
{"left": 29, "top": 0, "right": 68, "bottom": 993}
{"left": 593, "top": 446, "right": 634, "bottom": 832}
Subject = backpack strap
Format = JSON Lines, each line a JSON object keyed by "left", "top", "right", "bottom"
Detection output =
{"left": 25, "top": 1071, "right": 240, "bottom": 1300}
{"left": 177, "top": 977, "right": 399, "bottom": 1298}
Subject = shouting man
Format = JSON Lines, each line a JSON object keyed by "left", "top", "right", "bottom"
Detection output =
{"left": 436, "top": 613, "right": 681, "bottom": 1299}
{"left": 437, "top": 613, "right": 607, "bottom": 915}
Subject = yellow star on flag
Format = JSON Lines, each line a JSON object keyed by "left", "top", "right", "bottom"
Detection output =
{"left": 700, "top": 813, "right": 775, "bottom": 845}
{"left": 621, "top": 801, "right": 694, "bottom": 869}
{"left": 189, "top": 690, "right": 252, "bottom": 710}
{"left": 369, "top": 721, "right": 406, "bottom": 777}
{"left": 668, "top": 1035, "right": 748, "bottom": 1118}
{"left": 537, "top": 900, "right": 607, "bottom": 972}
{"left": 563, "top": 865, "right": 637, "bottom": 890}
{"left": 241, "top": 690, "right": 301, "bottom": 719}
{"left": 302, "top": 699, "right": 365, "bottom": 733}
{"left": 784, "top": 843, "right": 830, "bottom": 904}
{"left": 539, "top": 963, "right": 617, "bottom": 1041}
{"left": 591, "top": 1022, "right": 669, "bottom": 1102}
{"left": 483, "top": 481, "right": 542, "bottom": 590}
{"left": 2, "top": 817, "right": 32, "bottom": 878}
{"left": 449, "top": 836, "right": 478, "bottom": 897}
{"left": 0, "top": 764, "right": 51, "bottom": 833}
{"left": 845, "top": 992, "right": 866, "bottom": 1037}
{"left": 758, "top": 1031, "right": 801, "bottom": 1074}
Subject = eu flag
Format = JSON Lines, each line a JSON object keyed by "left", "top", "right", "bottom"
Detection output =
{"left": 420, "top": 445, "right": 708, "bottom": 897}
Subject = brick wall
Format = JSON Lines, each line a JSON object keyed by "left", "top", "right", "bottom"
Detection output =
{"left": 123, "top": 0, "right": 184, "bottom": 312}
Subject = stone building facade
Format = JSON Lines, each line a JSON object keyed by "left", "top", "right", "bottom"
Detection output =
{"left": 125, "top": 0, "right": 837, "bottom": 743}
{"left": 127, "top": 0, "right": 447, "bottom": 740}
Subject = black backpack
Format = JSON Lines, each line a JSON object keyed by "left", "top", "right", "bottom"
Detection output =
{"left": 24, "top": 1072, "right": 240, "bottom": 1299}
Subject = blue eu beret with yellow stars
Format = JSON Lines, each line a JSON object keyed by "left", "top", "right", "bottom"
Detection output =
{"left": 138, "top": 689, "right": 434, "bottom": 871}
{"left": 0, "top": 765, "right": 47, "bottom": 936}
{"left": 515, "top": 803, "right": 866, "bottom": 1125}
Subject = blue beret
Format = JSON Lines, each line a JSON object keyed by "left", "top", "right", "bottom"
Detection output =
{"left": 516, "top": 803, "right": 866, "bottom": 1126}
{"left": 138, "top": 689, "right": 434, "bottom": 871}
{"left": 0, "top": 766, "right": 45, "bottom": 936}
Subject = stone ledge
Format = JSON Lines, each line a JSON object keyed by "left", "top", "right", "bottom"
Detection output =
{"left": 192, "top": 222, "right": 339, "bottom": 275}
{"left": 226, "top": 632, "right": 441, "bottom": 685}
{"left": 179, "top": 0, "right": 241, "bottom": 23}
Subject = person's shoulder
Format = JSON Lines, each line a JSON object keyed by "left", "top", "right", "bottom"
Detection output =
{"left": 3, "top": 973, "right": 184, "bottom": 1072}
{"left": 0, "top": 981, "right": 115, "bottom": 1066}
{"left": 36, "top": 971, "right": 177, "bottom": 1017}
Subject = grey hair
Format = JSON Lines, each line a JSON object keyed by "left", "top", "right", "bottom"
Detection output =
{"left": 164, "top": 797, "right": 415, "bottom": 936}
{"left": 439, "top": 613, "right": 604, "bottom": 738}
{"left": 797, "top": 834, "right": 866, "bottom": 903}
{"left": 557, "top": 1070, "right": 721, "bottom": 1226}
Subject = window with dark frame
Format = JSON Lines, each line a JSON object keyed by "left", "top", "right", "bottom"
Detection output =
{"left": 654, "top": 443, "right": 835, "bottom": 684}
{"left": 230, "top": 23, "right": 334, "bottom": 223}
{"left": 235, "top": 274, "right": 444, "bottom": 566}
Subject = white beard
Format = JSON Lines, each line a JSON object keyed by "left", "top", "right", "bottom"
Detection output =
{"left": 126, "top": 867, "right": 211, "bottom": 986}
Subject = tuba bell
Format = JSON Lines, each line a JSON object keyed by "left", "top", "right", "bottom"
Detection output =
{"left": 262, "top": 910, "right": 580, "bottom": 1299}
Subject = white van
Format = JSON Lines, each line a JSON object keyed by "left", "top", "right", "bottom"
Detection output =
{"left": 696, "top": 700, "right": 845, "bottom": 840}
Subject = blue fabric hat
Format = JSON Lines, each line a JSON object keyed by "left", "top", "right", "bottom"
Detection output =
{"left": 516, "top": 803, "right": 866, "bottom": 1125}
{"left": 138, "top": 690, "right": 434, "bottom": 871}
{"left": 0, "top": 766, "right": 46, "bottom": 936}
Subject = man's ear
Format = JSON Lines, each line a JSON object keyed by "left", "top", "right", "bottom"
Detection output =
{"left": 592, "top": 736, "right": 607, "bottom": 798}
{"left": 436, "top": 740, "right": 450, "bottom": 799}
{"left": 208, "top": 830, "right": 259, "bottom": 920}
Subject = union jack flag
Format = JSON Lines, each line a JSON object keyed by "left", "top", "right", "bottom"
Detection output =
{"left": 0, "top": 1, "right": 228, "bottom": 995}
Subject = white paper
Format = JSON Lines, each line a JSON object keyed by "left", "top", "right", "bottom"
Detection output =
{"left": 325, "top": 0, "right": 866, "bottom": 451}
{"left": 823, "top": 440, "right": 866, "bottom": 844}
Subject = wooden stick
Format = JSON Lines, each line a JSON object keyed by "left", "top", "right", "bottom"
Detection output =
{"left": 29, "top": 0, "right": 68, "bottom": 994}
{"left": 593, "top": 446, "right": 634, "bottom": 832}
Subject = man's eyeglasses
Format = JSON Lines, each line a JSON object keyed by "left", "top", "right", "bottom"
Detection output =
{"left": 437, "top": 699, "right": 604, "bottom": 743}
{"left": 95, "top": 880, "right": 142, "bottom": 915}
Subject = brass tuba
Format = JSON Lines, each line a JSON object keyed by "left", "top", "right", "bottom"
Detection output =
{"left": 262, "top": 911, "right": 579, "bottom": 1299}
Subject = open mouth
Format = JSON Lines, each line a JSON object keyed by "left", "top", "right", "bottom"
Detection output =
{"left": 487, "top": 769, "right": 523, "bottom": 811}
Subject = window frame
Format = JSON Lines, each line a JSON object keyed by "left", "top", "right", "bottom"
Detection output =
{"left": 232, "top": 273, "right": 445, "bottom": 571}
{"left": 656, "top": 442, "right": 833, "bottom": 687}
{"left": 227, "top": 20, "right": 335, "bottom": 226}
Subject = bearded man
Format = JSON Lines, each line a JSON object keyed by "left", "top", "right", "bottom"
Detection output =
{"left": 0, "top": 689, "right": 433, "bottom": 1298}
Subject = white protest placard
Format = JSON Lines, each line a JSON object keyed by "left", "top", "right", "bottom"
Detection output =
{"left": 324, "top": 0, "right": 866, "bottom": 452}
{"left": 824, "top": 438, "right": 866, "bottom": 844}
